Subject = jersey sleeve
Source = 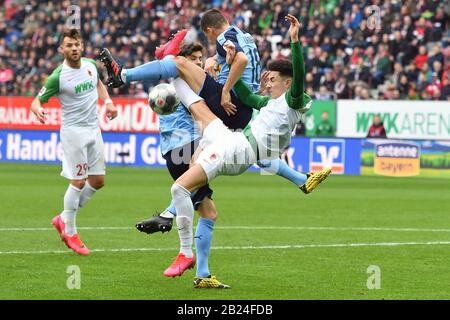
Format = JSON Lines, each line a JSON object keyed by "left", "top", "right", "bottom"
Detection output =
{"left": 216, "top": 28, "right": 244, "bottom": 58}
{"left": 285, "top": 42, "right": 306, "bottom": 110}
{"left": 234, "top": 79, "right": 270, "bottom": 110}
{"left": 37, "top": 72, "right": 59, "bottom": 103}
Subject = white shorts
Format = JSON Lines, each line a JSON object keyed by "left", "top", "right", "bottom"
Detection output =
{"left": 60, "top": 126, "right": 106, "bottom": 180}
{"left": 196, "top": 119, "right": 256, "bottom": 182}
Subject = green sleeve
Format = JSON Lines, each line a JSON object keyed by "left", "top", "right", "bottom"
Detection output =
{"left": 234, "top": 79, "right": 270, "bottom": 110}
{"left": 37, "top": 68, "right": 60, "bottom": 103}
{"left": 285, "top": 42, "right": 305, "bottom": 110}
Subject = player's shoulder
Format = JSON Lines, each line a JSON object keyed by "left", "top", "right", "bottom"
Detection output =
{"left": 217, "top": 26, "right": 239, "bottom": 45}
{"left": 45, "top": 63, "right": 64, "bottom": 84}
{"left": 82, "top": 57, "right": 98, "bottom": 69}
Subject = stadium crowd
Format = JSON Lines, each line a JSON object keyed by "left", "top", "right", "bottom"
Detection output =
{"left": 1, "top": 0, "right": 449, "bottom": 100}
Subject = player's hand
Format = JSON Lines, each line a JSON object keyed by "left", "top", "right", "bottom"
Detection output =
{"left": 221, "top": 89, "right": 237, "bottom": 116}
{"left": 205, "top": 57, "right": 219, "bottom": 80}
{"left": 223, "top": 40, "right": 236, "bottom": 65}
{"left": 285, "top": 14, "right": 300, "bottom": 43}
{"left": 31, "top": 105, "right": 47, "bottom": 124}
{"left": 259, "top": 70, "right": 270, "bottom": 94}
{"left": 105, "top": 102, "right": 118, "bottom": 120}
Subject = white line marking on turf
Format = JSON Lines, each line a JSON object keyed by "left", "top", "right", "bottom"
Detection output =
{"left": 1, "top": 241, "right": 450, "bottom": 255}
{"left": 2, "top": 226, "right": 450, "bottom": 233}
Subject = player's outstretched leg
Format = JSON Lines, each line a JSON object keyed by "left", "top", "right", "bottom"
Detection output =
{"left": 155, "top": 29, "right": 188, "bottom": 60}
{"left": 299, "top": 168, "right": 332, "bottom": 194}
{"left": 257, "top": 159, "right": 308, "bottom": 188}
{"left": 99, "top": 48, "right": 124, "bottom": 88}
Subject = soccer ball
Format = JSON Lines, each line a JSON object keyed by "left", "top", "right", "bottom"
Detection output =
{"left": 148, "top": 83, "right": 180, "bottom": 115}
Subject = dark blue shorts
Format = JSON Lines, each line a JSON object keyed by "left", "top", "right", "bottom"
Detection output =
{"left": 162, "top": 138, "right": 213, "bottom": 210}
{"left": 199, "top": 73, "right": 252, "bottom": 130}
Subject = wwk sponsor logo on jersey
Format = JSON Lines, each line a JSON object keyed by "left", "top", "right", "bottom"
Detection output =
{"left": 75, "top": 80, "right": 94, "bottom": 94}
{"left": 310, "top": 139, "right": 345, "bottom": 174}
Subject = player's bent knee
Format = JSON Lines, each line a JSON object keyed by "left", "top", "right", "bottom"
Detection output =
{"left": 89, "top": 177, "right": 105, "bottom": 190}
{"left": 171, "top": 183, "right": 190, "bottom": 200}
{"left": 71, "top": 180, "right": 86, "bottom": 190}
{"left": 173, "top": 56, "right": 188, "bottom": 69}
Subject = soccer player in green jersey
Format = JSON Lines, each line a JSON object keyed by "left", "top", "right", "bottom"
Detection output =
{"left": 30, "top": 29, "right": 118, "bottom": 255}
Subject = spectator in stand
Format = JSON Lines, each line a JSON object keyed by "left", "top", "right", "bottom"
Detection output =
{"left": 315, "top": 85, "right": 334, "bottom": 101}
{"left": 415, "top": 45, "right": 429, "bottom": 70}
{"left": 367, "top": 114, "right": 387, "bottom": 139}
{"left": 0, "top": 0, "right": 448, "bottom": 100}
{"left": 315, "top": 111, "right": 334, "bottom": 137}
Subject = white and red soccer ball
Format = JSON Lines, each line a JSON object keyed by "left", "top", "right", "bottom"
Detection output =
{"left": 148, "top": 83, "right": 180, "bottom": 115}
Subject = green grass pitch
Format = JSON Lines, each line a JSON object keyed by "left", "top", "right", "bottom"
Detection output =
{"left": 1, "top": 162, "right": 449, "bottom": 300}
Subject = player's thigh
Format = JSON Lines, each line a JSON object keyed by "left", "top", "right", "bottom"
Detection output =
{"left": 173, "top": 56, "right": 205, "bottom": 93}
{"left": 175, "top": 163, "right": 209, "bottom": 192}
{"left": 60, "top": 127, "right": 90, "bottom": 180}
{"left": 87, "top": 127, "right": 106, "bottom": 177}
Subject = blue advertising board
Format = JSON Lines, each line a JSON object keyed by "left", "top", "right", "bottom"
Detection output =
{"left": 0, "top": 130, "right": 362, "bottom": 175}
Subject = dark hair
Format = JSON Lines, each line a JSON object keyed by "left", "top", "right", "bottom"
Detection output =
{"left": 179, "top": 42, "right": 204, "bottom": 57}
{"left": 267, "top": 59, "right": 293, "bottom": 78}
{"left": 59, "top": 28, "right": 82, "bottom": 45}
{"left": 200, "top": 9, "right": 228, "bottom": 31}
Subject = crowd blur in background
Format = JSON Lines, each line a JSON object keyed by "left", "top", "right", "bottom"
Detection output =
{"left": 1, "top": 0, "right": 449, "bottom": 101}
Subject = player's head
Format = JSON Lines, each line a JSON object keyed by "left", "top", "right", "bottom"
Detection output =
{"left": 178, "top": 42, "right": 204, "bottom": 68}
{"left": 200, "top": 9, "right": 229, "bottom": 44}
{"left": 266, "top": 59, "right": 293, "bottom": 99}
{"left": 59, "top": 28, "right": 83, "bottom": 64}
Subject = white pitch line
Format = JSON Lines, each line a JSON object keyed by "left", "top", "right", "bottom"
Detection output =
{"left": 1, "top": 241, "right": 450, "bottom": 255}
{"left": 2, "top": 226, "right": 450, "bottom": 233}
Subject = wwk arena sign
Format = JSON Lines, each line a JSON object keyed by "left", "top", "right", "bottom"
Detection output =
{"left": 337, "top": 100, "right": 450, "bottom": 140}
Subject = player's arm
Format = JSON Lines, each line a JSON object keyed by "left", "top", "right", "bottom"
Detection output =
{"left": 31, "top": 72, "right": 59, "bottom": 124}
{"left": 97, "top": 80, "right": 117, "bottom": 120}
{"left": 284, "top": 14, "right": 305, "bottom": 110}
{"left": 233, "top": 79, "right": 270, "bottom": 110}
{"left": 222, "top": 50, "right": 247, "bottom": 106}
{"left": 219, "top": 33, "right": 248, "bottom": 114}
{"left": 30, "top": 98, "right": 47, "bottom": 124}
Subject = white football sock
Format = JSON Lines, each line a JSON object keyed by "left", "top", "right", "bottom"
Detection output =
{"left": 60, "top": 184, "right": 81, "bottom": 236}
{"left": 160, "top": 210, "right": 175, "bottom": 219}
{"left": 171, "top": 183, "right": 194, "bottom": 258}
{"left": 79, "top": 181, "right": 97, "bottom": 208}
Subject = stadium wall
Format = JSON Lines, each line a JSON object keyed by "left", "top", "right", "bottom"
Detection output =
{"left": 1, "top": 97, "right": 449, "bottom": 177}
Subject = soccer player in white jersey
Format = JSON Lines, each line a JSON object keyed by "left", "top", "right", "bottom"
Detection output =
{"left": 30, "top": 29, "right": 118, "bottom": 255}
{"left": 146, "top": 14, "right": 331, "bottom": 277}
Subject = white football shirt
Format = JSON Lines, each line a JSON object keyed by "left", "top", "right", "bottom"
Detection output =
{"left": 37, "top": 58, "right": 99, "bottom": 128}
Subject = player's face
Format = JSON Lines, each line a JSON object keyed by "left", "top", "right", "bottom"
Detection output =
{"left": 186, "top": 51, "right": 203, "bottom": 68}
{"left": 60, "top": 37, "right": 83, "bottom": 63}
{"left": 266, "top": 71, "right": 291, "bottom": 99}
